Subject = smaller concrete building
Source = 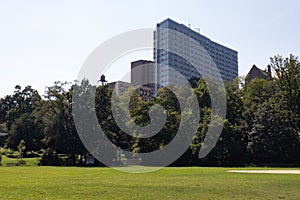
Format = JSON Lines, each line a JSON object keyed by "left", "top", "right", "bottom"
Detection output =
{"left": 107, "top": 81, "right": 131, "bottom": 96}
{"left": 131, "top": 60, "right": 155, "bottom": 87}
{"left": 107, "top": 81, "right": 154, "bottom": 102}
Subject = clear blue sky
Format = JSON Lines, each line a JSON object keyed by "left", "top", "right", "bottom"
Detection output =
{"left": 1, "top": 0, "right": 299, "bottom": 96}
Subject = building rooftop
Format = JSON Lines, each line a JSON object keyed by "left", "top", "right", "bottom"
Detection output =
{"left": 157, "top": 18, "right": 238, "bottom": 53}
{"left": 245, "top": 65, "right": 271, "bottom": 84}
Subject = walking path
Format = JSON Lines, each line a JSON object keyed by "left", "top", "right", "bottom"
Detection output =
{"left": 228, "top": 170, "right": 300, "bottom": 174}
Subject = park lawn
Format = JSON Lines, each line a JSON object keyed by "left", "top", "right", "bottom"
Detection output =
{"left": 1, "top": 155, "right": 40, "bottom": 166}
{"left": 0, "top": 167, "right": 299, "bottom": 199}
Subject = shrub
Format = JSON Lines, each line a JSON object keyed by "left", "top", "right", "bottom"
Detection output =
{"left": 6, "top": 153, "right": 18, "bottom": 158}
{"left": 0, "top": 148, "right": 6, "bottom": 155}
{"left": 23, "top": 151, "right": 41, "bottom": 158}
{"left": 40, "top": 148, "right": 62, "bottom": 166}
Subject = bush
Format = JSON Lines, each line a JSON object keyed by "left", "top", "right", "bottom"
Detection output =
{"left": 64, "top": 154, "right": 76, "bottom": 166}
{"left": 0, "top": 148, "right": 6, "bottom": 155}
{"left": 23, "top": 151, "right": 41, "bottom": 158}
{"left": 6, "top": 149, "right": 15, "bottom": 154}
{"left": 40, "top": 148, "right": 62, "bottom": 166}
{"left": 16, "top": 159, "right": 26, "bottom": 166}
{"left": 6, "top": 153, "right": 18, "bottom": 158}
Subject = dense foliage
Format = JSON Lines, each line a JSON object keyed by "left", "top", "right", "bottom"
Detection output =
{"left": 0, "top": 54, "right": 299, "bottom": 166}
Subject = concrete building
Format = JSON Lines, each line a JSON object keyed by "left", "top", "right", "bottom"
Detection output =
{"left": 154, "top": 18, "right": 238, "bottom": 87}
{"left": 108, "top": 81, "right": 154, "bottom": 101}
{"left": 107, "top": 81, "right": 131, "bottom": 96}
{"left": 131, "top": 60, "right": 154, "bottom": 86}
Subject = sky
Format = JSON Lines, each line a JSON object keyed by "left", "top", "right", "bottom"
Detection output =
{"left": 0, "top": 0, "right": 300, "bottom": 96}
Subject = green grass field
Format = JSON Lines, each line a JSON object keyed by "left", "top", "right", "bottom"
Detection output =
{"left": 0, "top": 167, "right": 299, "bottom": 199}
{"left": 1, "top": 155, "right": 40, "bottom": 166}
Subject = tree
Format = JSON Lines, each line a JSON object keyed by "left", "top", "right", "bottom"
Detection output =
{"left": 203, "top": 79, "right": 248, "bottom": 166}
{"left": 17, "top": 139, "right": 26, "bottom": 165}
{"left": 6, "top": 113, "right": 43, "bottom": 151}
{"left": 240, "top": 55, "right": 300, "bottom": 166}
{"left": 6, "top": 85, "right": 41, "bottom": 130}
{"left": 270, "top": 54, "right": 300, "bottom": 112}
{"left": 40, "top": 148, "right": 62, "bottom": 166}
{"left": 249, "top": 101, "right": 300, "bottom": 165}
{"left": 0, "top": 95, "right": 14, "bottom": 124}
{"left": 5, "top": 86, "right": 42, "bottom": 151}
{"left": 41, "top": 81, "right": 87, "bottom": 164}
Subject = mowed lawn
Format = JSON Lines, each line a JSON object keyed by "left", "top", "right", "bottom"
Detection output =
{"left": 0, "top": 167, "right": 299, "bottom": 199}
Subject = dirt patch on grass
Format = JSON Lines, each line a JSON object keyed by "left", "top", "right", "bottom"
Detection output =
{"left": 228, "top": 170, "right": 300, "bottom": 174}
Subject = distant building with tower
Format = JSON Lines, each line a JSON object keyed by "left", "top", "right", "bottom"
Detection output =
{"left": 99, "top": 74, "right": 107, "bottom": 86}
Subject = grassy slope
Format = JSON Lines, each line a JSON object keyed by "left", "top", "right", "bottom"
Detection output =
{"left": 0, "top": 167, "right": 299, "bottom": 199}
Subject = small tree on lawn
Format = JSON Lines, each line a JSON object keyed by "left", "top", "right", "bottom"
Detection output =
{"left": 17, "top": 139, "right": 26, "bottom": 165}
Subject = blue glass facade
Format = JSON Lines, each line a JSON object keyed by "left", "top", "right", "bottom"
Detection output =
{"left": 154, "top": 18, "right": 238, "bottom": 86}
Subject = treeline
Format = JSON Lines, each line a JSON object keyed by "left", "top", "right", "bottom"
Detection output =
{"left": 0, "top": 54, "right": 299, "bottom": 166}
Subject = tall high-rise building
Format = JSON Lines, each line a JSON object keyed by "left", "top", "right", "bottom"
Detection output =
{"left": 154, "top": 18, "right": 238, "bottom": 87}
